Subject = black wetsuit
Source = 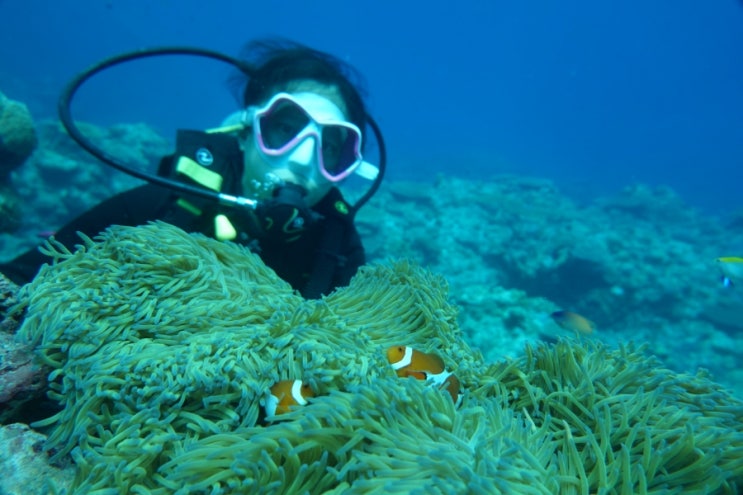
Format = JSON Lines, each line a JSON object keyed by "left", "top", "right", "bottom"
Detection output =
{"left": 0, "top": 131, "right": 364, "bottom": 298}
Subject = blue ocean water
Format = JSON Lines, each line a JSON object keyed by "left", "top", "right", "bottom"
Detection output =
{"left": 1, "top": 0, "right": 742, "bottom": 213}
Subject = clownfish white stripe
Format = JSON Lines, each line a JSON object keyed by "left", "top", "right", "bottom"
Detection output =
{"left": 264, "top": 394, "right": 279, "bottom": 417}
{"left": 427, "top": 369, "right": 452, "bottom": 388}
{"left": 291, "top": 379, "right": 308, "bottom": 406}
{"left": 391, "top": 346, "right": 414, "bottom": 370}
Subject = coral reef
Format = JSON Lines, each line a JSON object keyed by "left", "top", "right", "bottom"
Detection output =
{"left": 0, "top": 91, "right": 36, "bottom": 234}
{"left": 0, "top": 184, "right": 21, "bottom": 233}
{"left": 9, "top": 222, "right": 743, "bottom": 493}
{"left": 0, "top": 423, "right": 74, "bottom": 494}
{"left": 359, "top": 176, "right": 725, "bottom": 325}
{"left": 0, "top": 117, "right": 170, "bottom": 258}
{"left": 0, "top": 91, "right": 37, "bottom": 180}
{"left": 11, "top": 120, "right": 170, "bottom": 222}
{"left": 0, "top": 88, "right": 741, "bottom": 489}
{"left": 1, "top": 273, "right": 47, "bottom": 426}
{"left": 0, "top": 271, "right": 20, "bottom": 324}
{"left": 0, "top": 330, "right": 46, "bottom": 424}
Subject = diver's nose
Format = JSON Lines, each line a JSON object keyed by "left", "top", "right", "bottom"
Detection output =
{"left": 287, "top": 137, "right": 316, "bottom": 167}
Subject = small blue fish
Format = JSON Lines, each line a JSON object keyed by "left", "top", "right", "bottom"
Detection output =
{"left": 716, "top": 257, "right": 743, "bottom": 288}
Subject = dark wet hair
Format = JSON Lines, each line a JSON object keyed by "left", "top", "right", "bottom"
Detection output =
{"left": 234, "top": 38, "right": 369, "bottom": 132}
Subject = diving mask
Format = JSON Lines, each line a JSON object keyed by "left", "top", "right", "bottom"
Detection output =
{"left": 245, "top": 92, "right": 375, "bottom": 182}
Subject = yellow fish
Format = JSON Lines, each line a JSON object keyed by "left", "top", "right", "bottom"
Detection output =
{"left": 716, "top": 257, "right": 743, "bottom": 287}
{"left": 551, "top": 310, "right": 595, "bottom": 334}
{"left": 386, "top": 345, "right": 462, "bottom": 405}
{"left": 264, "top": 379, "right": 314, "bottom": 417}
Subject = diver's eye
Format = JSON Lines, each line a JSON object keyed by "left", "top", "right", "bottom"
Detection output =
{"left": 320, "top": 126, "right": 347, "bottom": 168}
{"left": 275, "top": 122, "right": 303, "bottom": 141}
{"left": 259, "top": 103, "right": 310, "bottom": 149}
{"left": 322, "top": 140, "right": 340, "bottom": 158}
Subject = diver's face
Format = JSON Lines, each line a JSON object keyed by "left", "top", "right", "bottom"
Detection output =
{"left": 241, "top": 81, "right": 351, "bottom": 206}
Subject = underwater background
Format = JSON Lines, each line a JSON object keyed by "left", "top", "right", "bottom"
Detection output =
{"left": 2, "top": 1, "right": 743, "bottom": 492}
{"left": 1, "top": 0, "right": 742, "bottom": 213}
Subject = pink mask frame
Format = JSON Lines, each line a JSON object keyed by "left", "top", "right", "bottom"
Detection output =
{"left": 251, "top": 92, "right": 364, "bottom": 182}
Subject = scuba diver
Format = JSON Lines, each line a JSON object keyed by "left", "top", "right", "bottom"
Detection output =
{"left": 0, "top": 39, "right": 385, "bottom": 299}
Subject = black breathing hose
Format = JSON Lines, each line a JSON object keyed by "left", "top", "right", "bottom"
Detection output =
{"left": 57, "top": 46, "right": 385, "bottom": 213}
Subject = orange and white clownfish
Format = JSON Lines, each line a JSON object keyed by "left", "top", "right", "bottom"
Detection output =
{"left": 264, "top": 379, "right": 314, "bottom": 417}
{"left": 386, "top": 346, "right": 462, "bottom": 406}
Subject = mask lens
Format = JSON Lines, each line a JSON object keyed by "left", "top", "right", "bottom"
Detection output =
{"left": 258, "top": 100, "right": 310, "bottom": 150}
{"left": 254, "top": 94, "right": 364, "bottom": 181}
{"left": 321, "top": 125, "right": 360, "bottom": 177}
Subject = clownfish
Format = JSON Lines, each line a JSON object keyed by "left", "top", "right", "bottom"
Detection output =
{"left": 386, "top": 346, "right": 462, "bottom": 405}
{"left": 551, "top": 310, "right": 595, "bottom": 334}
{"left": 264, "top": 379, "right": 314, "bottom": 417}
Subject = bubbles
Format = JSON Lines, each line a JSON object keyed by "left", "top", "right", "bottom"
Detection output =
{"left": 248, "top": 173, "right": 285, "bottom": 199}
